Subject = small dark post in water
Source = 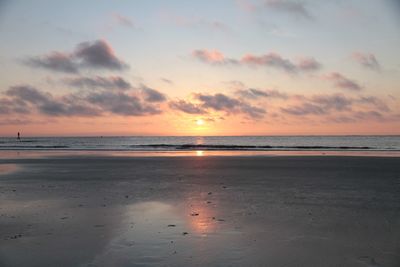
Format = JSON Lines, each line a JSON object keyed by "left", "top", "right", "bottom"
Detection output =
{"left": 17, "top": 132, "right": 20, "bottom": 140}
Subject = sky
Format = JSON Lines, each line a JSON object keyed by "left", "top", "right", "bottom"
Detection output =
{"left": 0, "top": 0, "right": 399, "bottom": 136}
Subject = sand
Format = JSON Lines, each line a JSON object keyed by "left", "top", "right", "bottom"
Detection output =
{"left": 0, "top": 153, "right": 399, "bottom": 267}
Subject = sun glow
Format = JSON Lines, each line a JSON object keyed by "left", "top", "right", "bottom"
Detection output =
{"left": 196, "top": 119, "right": 204, "bottom": 126}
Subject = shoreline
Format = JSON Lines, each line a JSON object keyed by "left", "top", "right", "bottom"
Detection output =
{"left": 0, "top": 149, "right": 400, "bottom": 159}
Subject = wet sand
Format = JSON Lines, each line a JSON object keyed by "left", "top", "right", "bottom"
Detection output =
{"left": 0, "top": 154, "right": 399, "bottom": 266}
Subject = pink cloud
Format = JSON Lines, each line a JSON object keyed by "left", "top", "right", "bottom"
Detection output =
{"left": 192, "top": 49, "right": 237, "bottom": 64}
{"left": 323, "top": 72, "right": 362, "bottom": 91}
{"left": 352, "top": 52, "right": 380, "bottom": 71}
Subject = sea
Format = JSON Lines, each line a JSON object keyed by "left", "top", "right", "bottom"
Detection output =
{"left": 0, "top": 136, "right": 399, "bottom": 151}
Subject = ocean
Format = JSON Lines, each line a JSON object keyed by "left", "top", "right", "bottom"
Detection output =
{"left": 0, "top": 136, "right": 399, "bottom": 151}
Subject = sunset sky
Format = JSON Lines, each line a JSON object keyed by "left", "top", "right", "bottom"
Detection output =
{"left": 0, "top": 0, "right": 399, "bottom": 136}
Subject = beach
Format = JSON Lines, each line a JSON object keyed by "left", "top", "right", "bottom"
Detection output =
{"left": 0, "top": 152, "right": 399, "bottom": 267}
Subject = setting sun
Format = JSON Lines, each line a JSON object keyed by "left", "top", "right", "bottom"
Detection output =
{"left": 196, "top": 119, "right": 205, "bottom": 126}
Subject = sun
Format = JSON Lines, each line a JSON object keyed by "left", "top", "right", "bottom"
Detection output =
{"left": 196, "top": 119, "right": 204, "bottom": 126}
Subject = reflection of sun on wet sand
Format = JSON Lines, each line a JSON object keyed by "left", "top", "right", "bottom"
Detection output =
{"left": 1, "top": 154, "right": 400, "bottom": 267}
{"left": 0, "top": 164, "right": 19, "bottom": 175}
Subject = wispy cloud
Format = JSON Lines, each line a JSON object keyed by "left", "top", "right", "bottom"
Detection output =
{"left": 264, "top": 0, "right": 312, "bottom": 20}
{"left": 236, "top": 88, "right": 288, "bottom": 99}
{"left": 192, "top": 49, "right": 322, "bottom": 74}
{"left": 192, "top": 49, "right": 237, "bottom": 65}
{"left": 323, "top": 72, "right": 363, "bottom": 91}
{"left": 160, "top": 78, "right": 174, "bottom": 85}
{"left": 352, "top": 52, "right": 380, "bottom": 71}
{"left": 112, "top": 13, "right": 134, "bottom": 28}
{"left": 159, "top": 10, "right": 230, "bottom": 32}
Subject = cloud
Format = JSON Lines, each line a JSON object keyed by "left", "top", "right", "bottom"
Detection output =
{"left": 75, "top": 40, "right": 128, "bottom": 70}
{"left": 169, "top": 93, "right": 266, "bottom": 119}
{"left": 140, "top": 86, "right": 166, "bottom": 102}
{"left": 352, "top": 52, "right": 380, "bottom": 71}
{"left": 311, "top": 94, "right": 353, "bottom": 111}
{"left": 1, "top": 84, "right": 162, "bottom": 117}
{"left": 86, "top": 91, "right": 161, "bottom": 116}
{"left": 63, "top": 76, "right": 132, "bottom": 90}
{"left": 357, "top": 96, "right": 390, "bottom": 112}
{"left": 236, "top": 88, "right": 288, "bottom": 99}
{"left": 112, "top": 13, "right": 134, "bottom": 28}
{"left": 281, "top": 102, "right": 326, "bottom": 115}
{"left": 281, "top": 94, "right": 352, "bottom": 116}
{"left": 297, "top": 57, "right": 322, "bottom": 71}
{"left": 24, "top": 39, "right": 129, "bottom": 73}
{"left": 195, "top": 93, "right": 266, "bottom": 119}
{"left": 160, "top": 78, "right": 174, "bottom": 85}
{"left": 280, "top": 93, "right": 393, "bottom": 122}
{"left": 324, "top": 72, "right": 363, "bottom": 91}
{"left": 169, "top": 100, "right": 206, "bottom": 114}
{"left": 5, "top": 85, "right": 100, "bottom": 116}
{"left": 25, "top": 52, "right": 78, "bottom": 74}
{"left": 241, "top": 53, "right": 297, "bottom": 72}
{"left": 159, "top": 10, "right": 230, "bottom": 32}
{"left": 192, "top": 49, "right": 237, "bottom": 65}
{"left": 264, "top": 0, "right": 312, "bottom": 20}
{"left": 193, "top": 49, "right": 322, "bottom": 73}
{"left": 224, "top": 80, "right": 246, "bottom": 90}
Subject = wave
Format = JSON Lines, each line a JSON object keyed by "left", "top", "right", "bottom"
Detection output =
{"left": 131, "top": 144, "right": 374, "bottom": 151}
{"left": 0, "top": 145, "right": 70, "bottom": 149}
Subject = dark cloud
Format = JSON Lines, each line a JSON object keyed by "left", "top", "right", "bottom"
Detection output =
{"left": 281, "top": 94, "right": 354, "bottom": 116}
{"left": 24, "top": 39, "right": 128, "bottom": 73}
{"left": 324, "top": 72, "right": 363, "bottom": 91}
{"left": 265, "top": 0, "right": 312, "bottom": 20}
{"left": 357, "top": 96, "right": 390, "bottom": 112}
{"left": 25, "top": 52, "right": 78, "bottom": 74}
{"left": 75, "top": 40, "right": 128, "bottom": 70}
{"left": 6, "top": 85, "right": 51, "bottom": 104}
{"left": 311, "top": 94, "right": 353, "bottom": 111}
{"left": 140, "top": 86, "right": 166, "bottom": 102}
{"left": 281, "top": 93, "right": 392, "bottom": 121}
{"left": 352, "top": 52, "right": 380, "bottom": 71}
{"left": 1, "top": 85, "right": 162, "bottom": 117}
{"left": 281, "top": 102, "right": 326, "bottom": 115}
{"left": 281, "top": 94, "right": 353, "bottom": 116}
{"left": 5, "top": 85, "right": 100, "bottom": 116}
{"left": 0, "top": 97, "right": 30, "bottom": 114}
{"left": 195, "top": 93, "right": 266, "bottom": 119}
{"left": 169, "top": 100, "right": 206, "bottom": 114}
{"left": 63, "top": 76, "right": 132, "bottom": 90}
{"left": 193, "top": 49, "right": 322, "bottom": 74}
{"left": 353, "top": 110, "right": 384, "bottom": 121}
{"left": 236, "top": 88, "right": 288, "bottom": 99}
{"left": 0, "top": 118, "right": 46, "bottom": 126}
{"left": 86, "top": 91, "right": 160, "bottom": 116}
